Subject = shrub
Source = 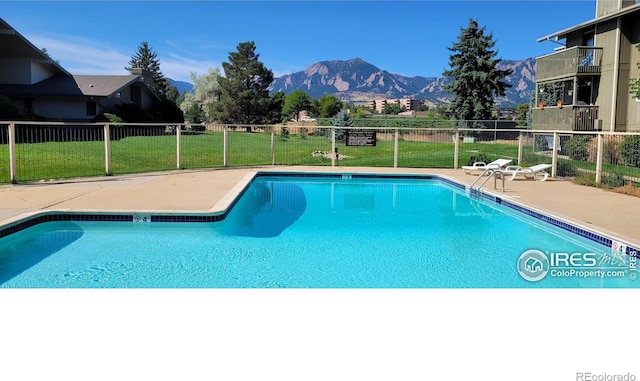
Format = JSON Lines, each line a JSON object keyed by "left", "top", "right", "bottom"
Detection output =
{"left": 151, "top": 100, "right": 184, "bottom": 123}
{"left": 587, "top": 135, "right": 623, "bottom": 165}
{"left": 189, "top": 124, "right": 205, "bottom": 132}
{"left": 280, "top": 126, "right": 290, "bottom": 140}
{"left": 104, "top": 113, "right": 124, "bottom": 123}
{"left": 620, "top": 135, "right": 640, "bottom": 168}
{"left": 556, "top": 161, "right": 576, "bottom": 177}
{"left": 116, "top": 103, "right": 154, "bottom": 122}
{"left": 574, "top": 173, "right": 598, "bottom": 187}
{"left": 0, "top": 102, "right": 21, "bottom": 120}
{"left": 564, "top": 135, "right": 593, "bottom": 161}
{"left": 467, "top": 153, "right": 492, "bottom": 166}
{"left": 520, "top": 152, "right": 546, "bottom": 167}
{"left": 601, "top": 172, "right": 626, "bottom": 189}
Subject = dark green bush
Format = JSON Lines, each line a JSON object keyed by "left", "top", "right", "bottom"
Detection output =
{"left": 574, "top": 173, "right": 598, "bottom": 187}
{"left": 601, "top": 172, "right": 625, "bottom": 189}
{"left": 467, "top": 153, "right": 492, "bottom": 166}
{"left": 280, "top": 126, "right": 290, "bottom": 140}
{"left": 115, "top": 103, "right": 155, "bottom": 122}
{"left": 564, "top": 136, "right": 593, "bottom": 161}
{"left": 520, "top": 152, "right": 547, "bottom": 167}
{"left": 620, "top": 135, "right": 640, "bottom": 168}
{"left": 556, "top": 161, "right": 576, "bottom": 177}
{"left": 104, "top": 113, "right": 124, "bottom": 123}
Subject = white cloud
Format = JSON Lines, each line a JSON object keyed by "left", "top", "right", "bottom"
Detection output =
{"left": 30, "top": 35, "right": 130, "bottom": 76}
{"left": 29, "top": 33, "right": 298, "bottom": 83}
{"left": 161, "top": 53, "right": 221, "bottom": 82}
{"left": 30, "top": 34, "right": 219, "bottom": 83}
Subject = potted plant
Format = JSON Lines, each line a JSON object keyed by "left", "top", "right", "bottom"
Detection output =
{"left": 538, "top": 102, "right": 545, "bottom": 109}
{"left": 557, "top": 100, "right": 564, "bottom": 109}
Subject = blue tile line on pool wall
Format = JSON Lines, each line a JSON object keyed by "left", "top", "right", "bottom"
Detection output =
{"left": 0, "top": 213, "right": 132, "bottom": 239}
{"left": 0, "top": 171, "right": 637, "bottom": 258}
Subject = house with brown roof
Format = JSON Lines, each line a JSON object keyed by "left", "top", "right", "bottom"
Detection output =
{"left": 532, "top": 0, "right": 640, "bottom": 132}
{"left": 0, "top": 17, "right": 160, "bottom": 121}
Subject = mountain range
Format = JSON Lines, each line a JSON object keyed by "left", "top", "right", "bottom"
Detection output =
{"left": 171, "top": 56, "right": 536, "bottom": 107}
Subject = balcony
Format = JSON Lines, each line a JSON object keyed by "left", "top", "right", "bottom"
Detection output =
{"left": 532, "top": 104, "right": 600, "bottom": 131}
{"left": 536, "top": 46, "right": 603, "bottom": 82}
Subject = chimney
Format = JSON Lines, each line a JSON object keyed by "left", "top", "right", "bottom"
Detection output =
{"left": 596, "top": 0, "right": 637, "bottom": 18}
{"left": 130, "top": 67, "right": 153, "bottom": 87}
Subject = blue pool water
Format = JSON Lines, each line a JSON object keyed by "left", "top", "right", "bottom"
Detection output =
{"left": 0, "top": 174, "right": 637, "bottom": 288}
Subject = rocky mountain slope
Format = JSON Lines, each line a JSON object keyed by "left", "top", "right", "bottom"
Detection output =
{"left": 268, "top": 57, "right": 536, "bottom": 107}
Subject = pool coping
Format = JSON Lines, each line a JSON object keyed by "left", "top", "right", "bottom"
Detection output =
{"left": 0, "top": 170, "right": 638, "bottom": 259}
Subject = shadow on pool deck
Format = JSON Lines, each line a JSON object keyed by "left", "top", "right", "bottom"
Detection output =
{"left": 1, "top": 166, "right": 639, "bottom": 247}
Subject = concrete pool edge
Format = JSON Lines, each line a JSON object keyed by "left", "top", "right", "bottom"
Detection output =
{"left": 1, "top": 170, "right": 638, "bottom": 258}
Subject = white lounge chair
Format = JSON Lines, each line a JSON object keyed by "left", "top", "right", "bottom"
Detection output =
{"left": 462, "top": 158, "right": 512, "bottom": 175}
{"left": 498, "top": 163, "right": 553, "bottom": 181}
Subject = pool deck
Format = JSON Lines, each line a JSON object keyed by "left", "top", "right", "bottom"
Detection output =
{"left": 1, "top": 166, "right": 639, "bottom": 248}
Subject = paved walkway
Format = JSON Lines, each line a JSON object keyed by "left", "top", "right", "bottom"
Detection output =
{"left": 1, "top": 166, "right": 639, "bottom": 247}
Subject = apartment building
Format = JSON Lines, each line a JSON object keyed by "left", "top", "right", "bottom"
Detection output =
{"left": 532, "top": 0, "right": 640, "bottom": 131}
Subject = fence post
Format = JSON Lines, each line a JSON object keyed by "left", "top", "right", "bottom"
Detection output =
{"left": 551, "top": 132, "right": 559, "bottom": 178}
{"left": 518, "top": 131, "right": 524, "bottom": 165}
{"left": 8, "top": 122, "right": 17, "bottom": 183}
{"left": 331, "top": 128, "right": 336, "bottom": 167}
{"left": 176, "top": 124, "right": 182, "bottom": 169}
{"left": 595, "top": 133, "right": 604, "bottom": 184}
{"left": 393, "top": 127, "right": 399, "bottom": 168}
{"left": 223, "top": 125, "right": 229, "bottom": 167}
{"left": 271, "top": 126, "right": 276, "bottom": 165}
{"left": 453, "top": 130, "right": 460, "bottom": 169}
{"left": 104, "top": 124, "right": 111, "bottom": 175}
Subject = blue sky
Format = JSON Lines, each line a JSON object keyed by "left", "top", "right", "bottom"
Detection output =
{"left": 2, "top": 1, "right": 599, "bottom": 83}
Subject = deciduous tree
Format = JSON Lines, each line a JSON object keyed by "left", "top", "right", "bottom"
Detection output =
{"left": 382, "top": 102, "right": 405, "bottom": 115}
{"left": 180, "top": 68, "right": 222, "bottom": 122}
{"left": 443, "top": 19, "right": 512, "bottom": 121}
{"left": 282, "top": 90, "right": 311, "bottom": 121}
{"left": 311, "top": 95, "right": 343, "bottom": 118}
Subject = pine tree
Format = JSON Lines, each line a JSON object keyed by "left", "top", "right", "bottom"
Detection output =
{"left": 213, "top": 41, "right": 274, "bottom": 128}
{"left": 332, "top": 109, "right": 353, "bottom": 141}
{"left": 443, "top": 19, "right": 512, "bottom": 121}
{"left": 125, "top": 41, "right": 169, "bottom": 99}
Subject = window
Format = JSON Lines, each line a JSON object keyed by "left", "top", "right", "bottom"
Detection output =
{"left": 86, "top": 101, "right": 97, "bottom": 116}
{"left": 131, "top": 87, "right": 142, "bottom": 106}
{"left": 583, "top": 30, "right": 594, "bottom": 47}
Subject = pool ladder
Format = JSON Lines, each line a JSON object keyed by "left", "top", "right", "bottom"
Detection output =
{"left": 467, "top": 168, "right": 505, "bottom": 199}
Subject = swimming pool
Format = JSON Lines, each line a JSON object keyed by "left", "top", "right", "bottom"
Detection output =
{"left": 0, "top": 172, "right": 637, "bottom": 288}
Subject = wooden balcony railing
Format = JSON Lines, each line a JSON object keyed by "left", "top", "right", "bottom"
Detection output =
{"left": 536, "top": 46, "right": 603, "bottom": 82}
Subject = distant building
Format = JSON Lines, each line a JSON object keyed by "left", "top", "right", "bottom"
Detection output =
{"left": 368, "top": 98, "right": 423, "bottom": 113}
{"left": 398, "top": 110, "right": 429, "bottom": 117}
